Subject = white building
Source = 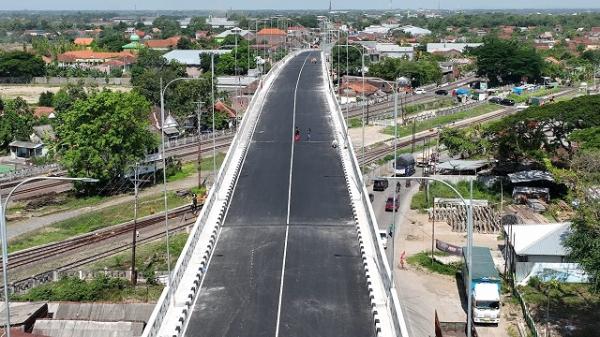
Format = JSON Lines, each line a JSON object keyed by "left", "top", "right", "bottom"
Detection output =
{"left": 426, "top": 43, "right": 483, "bottom": 54}
{"left": 504, "top": 223, "right": 570, "bottom": 263}
{"left": 399, "top": 25, "right": 432, "bottom": 37}
{"left": 215, "top": 27, "right": 255, "bottom": 41}
{"left": 206, "top": 16, "right": 237, "bottom": 29}
{"left": 373, "top": 43, "right": 414, "bottom": 61}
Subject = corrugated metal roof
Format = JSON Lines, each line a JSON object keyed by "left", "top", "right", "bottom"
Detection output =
{"left": 9, "top": 141, "right": 42, "bottom": 149}
{"left": 437, "top": 159, "right": 490, "bottom": 171}
{"left": 508, "top": 170, "right": 554, "bottom": 184}
{"left": 503, "top": 223, "right": 570, "bottom": 257}
{"left": 163, "top": 49, "right": 231, "bottom": 66}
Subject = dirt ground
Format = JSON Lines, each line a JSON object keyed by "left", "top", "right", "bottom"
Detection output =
{"left": 392, "top": 207, "right": 525, "bottom": 337}
{"left": 0, "top": 84, "right": 132, "bottom": 103}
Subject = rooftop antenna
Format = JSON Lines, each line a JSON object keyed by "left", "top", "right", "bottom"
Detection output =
{"left": 390, "top": 0, "right": 392, "bottom": 10}
{"left": 329, "top": 0, "right": 332, "bottom": 13}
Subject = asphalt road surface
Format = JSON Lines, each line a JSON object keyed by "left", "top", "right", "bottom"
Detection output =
{"left": 184, "top": 51, "right": 375, "bottom": 337}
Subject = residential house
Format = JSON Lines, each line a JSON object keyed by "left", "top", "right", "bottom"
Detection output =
{"left": 144, "top": 36, "right": 181, "bottom": 50}
{"left": 74, "top": 37, "right": 94, "bottom": 49}
{"left": 340, "top": 81, "right": 380, "bottom": 98}
{"left": 372, "top": 43, "right": 414, "bottom": 61}
{"left": 162, "top": 49, "right": 231, "bottom": 77}
{"left": 426, "top": 43, "right": 483, "bottom": 54}
{"left": 33, "top": 107, "right": 56, "bottom": 119}
{"left": 256, "top": 28, "right": 286, "bottom": 45}
{"left": 214, "top": 100, "right": 238, "bottom": 128}
{"left": 398, "top": 25, "right": 431, "bottom": 37}
{"left": 206, "top": 16, "right": 237, "bottom": 29}
{"left": 8, "top": 141, "right": 44, "bottom": 159}
{"left": 504, "top": 223, "right": 570, "bottom": 263}
{"left": 195, "top": 31, "right": 210, "bottom": 40}
{"left": 287, "top": 26, "right": 309, "bottom": 38}
{"left": 57, "top": 50, "right": 136, "bottom": 72}
{"left": 214, "top": 27, "right": 255, "bottom": 43}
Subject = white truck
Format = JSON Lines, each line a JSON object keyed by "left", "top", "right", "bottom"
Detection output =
{"left": 462, "top": 246, "right": 501, "bottom": 324}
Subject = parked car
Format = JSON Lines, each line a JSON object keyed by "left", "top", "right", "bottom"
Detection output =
{"left": 379, "top": 230, "right": 388, "bottom": 249}
{"left": 500, "top": 98, "right": 515, "bottom": 106}
{"left": 488, "top": 96, "right": 502, "bottom": 104}
{"left": 385, "top": 195, "right": 400, "bottom": 212}
{"left": 435, "top": 89, "right": 448, "bottom": 95}
{"left": 373, "top": 179, "right": 389, "bottom": 191}
{"left": 414, "top": 88, "right": 427, "bottom": 95}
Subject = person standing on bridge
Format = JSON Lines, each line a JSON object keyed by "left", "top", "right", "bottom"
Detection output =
{"left": 307, "top": 128, "right": 311, "bottom": 142}
{"left": 192, "top": 193, "right": 198, "bottom": 214}
{"left": 294, "top": 126, "right": 301, "bottom": 142}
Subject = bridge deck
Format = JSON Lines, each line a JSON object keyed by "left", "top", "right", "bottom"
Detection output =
{"left": 184, "top": 51, "right": 375, "bottom": 337}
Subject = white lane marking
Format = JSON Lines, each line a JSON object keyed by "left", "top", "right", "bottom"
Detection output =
{"left": 275, "top": 53, "right": 311, "bottom": 337}
{"left": 180, "top": 52, "right": 280, "bottom": 337}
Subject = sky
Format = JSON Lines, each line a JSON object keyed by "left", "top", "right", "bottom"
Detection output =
{"left": 2, "top": 0, "right": 600, "bottom": 10}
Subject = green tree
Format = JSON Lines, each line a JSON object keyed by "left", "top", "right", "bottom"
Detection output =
{"left": 331, "top": 44, "right": 366, "bottom": 77}
{"left": 0, "top": 51, "right": 45, "bottom": 79}
{"left": 188, "top": 17, "right": 208, "bottom": 32}
{"left": 470, "top": 37, "right": 544, "bottom": 86}
{"left": 97, "top": 30, "right": 128, "bottom": 52}
{"left": 369, "top": 57, "right": 442, "bottom": 86}
{"left": 0, "top": 97, "right": 35, "bottom": 149}
{"left": 176, "top": 37, "right": 194, "bottom": 50}
{"left": 56, "top": 90, "right": 156, "bottom": 194}
{"left": 52, "top": 84, "right": 88, "bottom": 113}
{"left": 153, "top": 16, "right": 180, "bottom": 39}
{"left": 38, "top": 91, "right": 54, "bottom": 107}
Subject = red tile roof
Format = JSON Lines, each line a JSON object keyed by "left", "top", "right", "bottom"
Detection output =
{"left": 341, "top": 82, "right": 379, "bottom": 95}
{"left": 144, "top": 36, "right": 180, "bottom": 49}
{"left": 257, "top": 28, "right": 286, "bottom": 36}
{"left": 74, "top": 37, "right": 94, "bottom": 46}
{"left": 215, "top": 101, "right": 237, "bottom": 118}
{"left": 57, "top": 50, "right": 135, "bottom": 62}
{"left": 34, "top": 106, "right": 55, "bottom": 118}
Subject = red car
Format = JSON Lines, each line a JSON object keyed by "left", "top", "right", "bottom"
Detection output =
{"left": 385, "top": 195, "right": 400, "bottom": 212}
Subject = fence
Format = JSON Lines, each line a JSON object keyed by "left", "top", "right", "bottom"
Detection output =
{"left": 9, "top": 269, "right": 169, "bottom": 295}
{"left": 0, "top": 163, "right": 62, "bottom": 183}
{"left": 326, "top": 56, "right": 409, "bottom": 337}
{"left": 140, "top": 50, "right": 301, "bottom": 337}
{"left": 31, "top": 77, "right": 131, "bottom": 86}
{"left": 513, "top": 287, "right": 540, "bottom": 337}
{"left": 163, "top": 129, "right": 235, "bottom": 149}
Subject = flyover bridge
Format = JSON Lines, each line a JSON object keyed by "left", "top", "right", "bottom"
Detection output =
{"left": 143, "top": 50, "right": 408, "bottom": 337}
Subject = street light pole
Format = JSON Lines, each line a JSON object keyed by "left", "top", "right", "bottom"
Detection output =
{"left": 130, "top": 163, "right": 140, "bottom": 285}
{"left": 377, "top": 175, "right": 474, "bottom": 337}
{"left": 193, "top": 101, "right": 204, "bottom": 189}
{"left": 0, "top": 176, "right": 97, "bottom": 337}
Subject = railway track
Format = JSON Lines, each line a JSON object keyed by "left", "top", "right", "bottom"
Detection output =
{"left": 3, "top": 206, "right": 192, "bottom": 272}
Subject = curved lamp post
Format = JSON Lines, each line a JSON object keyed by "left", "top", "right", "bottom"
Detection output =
{"left": 376, "top": 175, "right": 475, "bottom": 337}
{"left": 0, "top": 176, "right": 98, "bottom": 337}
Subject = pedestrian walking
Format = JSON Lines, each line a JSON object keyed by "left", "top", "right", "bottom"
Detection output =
{"left": 192, "top": 193, "right": 198, "bottom": 213}
{"left": 294, "top": 126, "right": 301, "bottom": 142}
{"left": 307, "top": 128, "right": 311, "bottom": 141}
{"left": 399, "top": 250, "right": 406, "bottom": 269}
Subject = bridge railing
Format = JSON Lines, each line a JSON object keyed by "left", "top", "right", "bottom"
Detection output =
{"left": 323, "top": 53, "right": 410, "bottom": 337}
{"left": 141, "top": 50, "right": 304, "bottom": 337}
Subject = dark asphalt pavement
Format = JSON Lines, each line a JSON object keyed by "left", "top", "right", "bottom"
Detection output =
{"left": 185, "top": 51, "right": 375, "bottom": 337}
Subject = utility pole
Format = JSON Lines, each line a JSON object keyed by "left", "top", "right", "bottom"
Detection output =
{"left": 194, "top": 101, "right": 204, "bottom": 189}
{"left": 130, "top": 163, "right": 141, "bottom": 285}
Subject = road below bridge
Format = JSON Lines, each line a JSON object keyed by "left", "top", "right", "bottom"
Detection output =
{"left": 183, "top": 51, "right": 376, "bottom": 337}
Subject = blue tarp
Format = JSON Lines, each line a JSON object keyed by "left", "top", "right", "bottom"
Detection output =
{"left": 455, "top": 88, "right": 470, "bottom": 95}
{"left": 512, "top": 87, "right": 524, "bottom": 94}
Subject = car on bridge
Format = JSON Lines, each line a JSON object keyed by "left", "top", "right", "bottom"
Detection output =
{"left": 385, "top": 195, "right": 400, "bottom": 212}
{"left": 435, "top": 89, "right": 449, "bottom": 95}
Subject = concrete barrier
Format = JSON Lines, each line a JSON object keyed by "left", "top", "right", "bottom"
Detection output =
{"left": 321, "top": 51, "right": 410, "bottom": 337}
{"left": 141, "top": 49, "right": 306, "bottom": 337}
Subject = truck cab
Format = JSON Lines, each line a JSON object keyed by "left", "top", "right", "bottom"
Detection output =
{"left": 472, "top": 283, "right": 500, "bottom": 324}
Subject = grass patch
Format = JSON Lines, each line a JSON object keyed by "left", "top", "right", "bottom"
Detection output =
{"left": 507, "top": 87, "right": 562, "bottom": 103}
{"left": 167, "top": 153, "right": 227, "bottom": 182}
{"left": 404, "top": 97, "right": 455, "bottom": 114}
{"left": 92, "top": 232, "right": 189, "bottom": 273}
{"left": 407, "top": 251, "right": 462, "bottom": 276}
{"left": 11, "top": 275, "right": 164, "bottom": 302}
{"left": 8, "top": 193, "right": 189, "bottom": 253}
{"left": 348, "top": 117, "right": 362, "bottom": 128}
{"left": 8, "top": 194, "right": 108, "bottom": 217}
{"left": 518, "top": 281, "right": 600, "bottom": 337}
{"left": 410, "top": 180, "right": 505, "bottom": 210}
{"left": 382, "top": 103, "right": 501, "bottom": 137}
